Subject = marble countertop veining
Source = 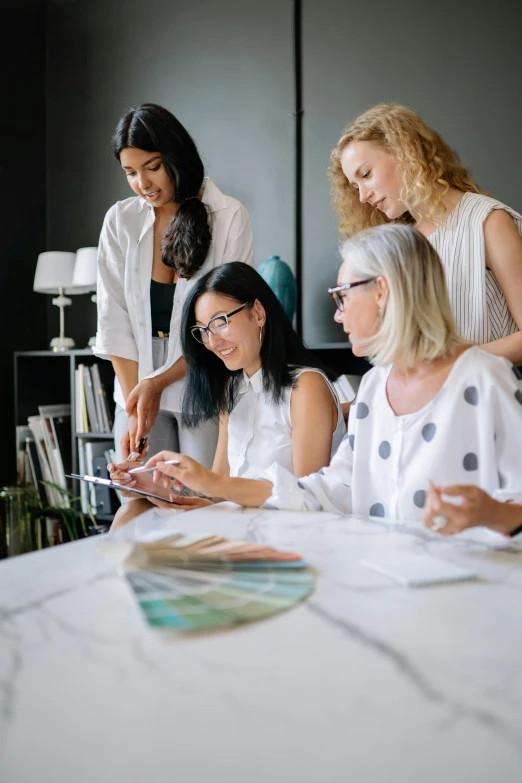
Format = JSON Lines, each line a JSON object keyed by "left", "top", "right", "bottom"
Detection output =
{"left": 1, "top": 504, "right": 522, "bottom": 783}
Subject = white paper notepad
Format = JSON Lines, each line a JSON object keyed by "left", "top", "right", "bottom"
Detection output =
{"left": 361, "top": 552, "right": 477, "bottom": 587}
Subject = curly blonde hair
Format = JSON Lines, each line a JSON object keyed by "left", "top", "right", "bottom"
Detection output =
{"left": 329, "top": 104, "right": 485, "bottom": 237}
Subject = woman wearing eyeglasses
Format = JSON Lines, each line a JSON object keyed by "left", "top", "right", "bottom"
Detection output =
{"left": 108, "top": 262, "right": 345, "bottom": 528}
{"left": 95, "top": 103, "right": 254, "bottom": 470}
{"left": 140, "top": 225, "right": 522, "bottom": 537}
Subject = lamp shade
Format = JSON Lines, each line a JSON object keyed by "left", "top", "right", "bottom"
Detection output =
{"left": 72, "top": 246, "right": 98, "bottom": 290}
{"left": 33, "top": 251, "right": 87, "bottom": 295}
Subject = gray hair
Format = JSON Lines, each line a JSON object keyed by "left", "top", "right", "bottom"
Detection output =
{"left": 340, "top": 224, "right": 467, "bottom": 367}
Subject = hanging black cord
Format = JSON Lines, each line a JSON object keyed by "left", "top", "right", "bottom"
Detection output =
{"left": 293, "top": 0, "right": 303, "bottom": 335}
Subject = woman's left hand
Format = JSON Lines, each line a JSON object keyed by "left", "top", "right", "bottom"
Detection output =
{"left": 125, "top": 378, "right": 162, "bottom": 450}
{"left": 422, "top": 481, "right": 520, "bottom": 536}
{"left": 145, "top": 450, "right": 221, "bottom": 499}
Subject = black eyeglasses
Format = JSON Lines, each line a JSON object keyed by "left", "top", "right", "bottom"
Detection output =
{"left": 190, "top": 302, "right": 253, "bottom": 344}
{"left": 327, "top": 278, "right": 376, "bottom": 312}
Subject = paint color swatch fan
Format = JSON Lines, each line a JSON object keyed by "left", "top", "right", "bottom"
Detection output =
{"left": 123, "top": 533, "right": 315, "bottom": 631}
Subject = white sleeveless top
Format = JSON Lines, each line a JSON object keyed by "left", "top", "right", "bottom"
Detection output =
{"left": 227, "top": 367, "right": 346, "bottom": 479}
{"left": 428, "top": 193, "right": 522, "bottom": 343}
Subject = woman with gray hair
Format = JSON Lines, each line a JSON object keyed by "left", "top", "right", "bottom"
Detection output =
{"left": 140, "top": 224, "right": 522, "bottom": 535}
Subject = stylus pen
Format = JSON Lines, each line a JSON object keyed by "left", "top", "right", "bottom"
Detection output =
{"left": 128, "top": 458, "right": 181, "bottom": 475}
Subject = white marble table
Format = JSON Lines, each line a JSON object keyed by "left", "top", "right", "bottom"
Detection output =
{"left": 1, "top": 504, "right": 522, "bottom": 783}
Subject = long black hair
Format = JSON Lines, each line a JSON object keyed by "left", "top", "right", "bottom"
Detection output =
{"left": 181, "top": 262, "right": 338, "bottom": 426}
{"left": 113, "top": 103, "right": 211, "bottom": 279}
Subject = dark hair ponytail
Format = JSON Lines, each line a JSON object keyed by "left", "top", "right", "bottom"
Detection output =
{"left": 180, "top": 262, "right": 339, "bottom": 427}
{"left": 113, "top": 103, "right": 211, "bottom": 278}
{"left": 161, "top": 198, "right": 211, "bottom": 278}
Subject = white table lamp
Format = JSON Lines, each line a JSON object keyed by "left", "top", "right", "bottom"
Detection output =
{"left": 33, "top": 251, "right": 89, "bottom": 351}
{"left": 72, "top": 246, "right": 98, "bottom": 289}
{"left": 72, "top": 247, "right": 98, "bottom": 347}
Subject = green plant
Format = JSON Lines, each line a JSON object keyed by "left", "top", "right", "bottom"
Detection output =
{"left": 0, "top": 481, "right": 97, "bottom": 557}
{"left": 42, "top": 481, "right": 97, "bottom": 540}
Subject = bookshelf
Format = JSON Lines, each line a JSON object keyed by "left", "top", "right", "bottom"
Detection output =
{"left": 14, "top": 350, "right": 116, "bottom": 522}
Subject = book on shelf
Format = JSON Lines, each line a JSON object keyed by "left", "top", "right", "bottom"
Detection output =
{"left": 75, "top": 367, "right": 84, "bottom": 433}
{"left": 78, "top": 439, "right": 119, "bottom": 514}
{"left": 91, "top": 456, "right": 112, "bottom": 515}
{"left": 26, "top": 439, "right": 48, "bottom": 504}
{"left": 27, "top": 407, "right": 71, "bottom": 508}
{"left": 16, "top": 425, "right": 33, "bottom": 485}
{"left": 77, "top": 436, "right": 89, "bottom": 513}
{"left": 16, "top": 425, "right": 32, "bottom": 455}
{"left": 90, "top": 363, "right": 113, "bottom": 432}
{"left": 104, "top": 447, "right": 117, "bottom": 466}
{"left": 39, "top": 404, "right": 72, "bottom": 492}
{"left": 82, "top": 365, "right": 99, "bottom": 433}
{"left": 18, "top": 425, "right": 68, "bottom": 545}
{"left": 75, "top": 363, "right": 113, "bottom": 434}
{"left": 27, "top": 416, "right": 61, "bottom": 507}
{"left": 17, "top": 440, "right": 31, "bottom": 486}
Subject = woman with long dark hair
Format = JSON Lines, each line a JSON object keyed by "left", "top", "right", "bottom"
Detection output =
{"left": 95, "top": 103, "right": 253, "bottom": 468}
{"left": 109, "top": 263, "right": 345, "bottom": 527}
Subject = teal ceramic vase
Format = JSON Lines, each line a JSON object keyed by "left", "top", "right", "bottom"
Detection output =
{"left": 257, "top": 255, "right": 297, "bottom": 322}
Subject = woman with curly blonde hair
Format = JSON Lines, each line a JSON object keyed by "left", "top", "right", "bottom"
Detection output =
{"left": 330, "top": 104, "right": 522, "bottom": 364}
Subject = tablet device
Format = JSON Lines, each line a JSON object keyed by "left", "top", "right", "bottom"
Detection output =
{"left": 66, "top": 474, "right": 177, "bottom": 504}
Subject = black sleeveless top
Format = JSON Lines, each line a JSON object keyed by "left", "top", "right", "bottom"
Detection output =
{"left": 150, "top": 279, "right": 176, "bottom": 333}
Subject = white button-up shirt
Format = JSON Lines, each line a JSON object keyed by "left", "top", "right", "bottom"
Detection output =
{"left": 263, "top": 348, "right": 522, "bottom": 522}
{"left": 228, "top": 367, "right": 346, "bottom": 478}
{"left": 94, "top": 179, "right": 254, "bottom": 411}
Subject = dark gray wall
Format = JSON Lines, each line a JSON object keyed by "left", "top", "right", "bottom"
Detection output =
{"left": 1, "top": 0, "right": 47, "bottom": 482}
{"left": 302, "top": 0, "right": 522, "bottom": 345}
{"left": 36, "top": 0, "right": 522, "bottom": 350}
{"left": 46, "top": 0, "right": 295, "bottom": 348}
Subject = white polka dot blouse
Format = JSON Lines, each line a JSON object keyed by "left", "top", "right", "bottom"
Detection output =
{"left": 262, "top": 347, "right": 522, "bottom": 522}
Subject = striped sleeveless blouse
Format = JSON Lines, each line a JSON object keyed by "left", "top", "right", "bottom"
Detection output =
{"left": 428, "top": 192, "right": 522, "bottom": 343}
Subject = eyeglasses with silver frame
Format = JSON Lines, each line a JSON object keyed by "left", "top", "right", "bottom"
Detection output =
{"left": 190, "top": 301, "right": 253, "bottom": 344}
{"left": 327, "top": 278, "right": 376, "bottom": 312}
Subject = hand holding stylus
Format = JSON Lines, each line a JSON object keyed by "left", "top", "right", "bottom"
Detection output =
{"left": 143, "top": 451, "right": 220, "bottom": 498}
{"left": 128, "top": 459, "right": 180, "bottom": 475}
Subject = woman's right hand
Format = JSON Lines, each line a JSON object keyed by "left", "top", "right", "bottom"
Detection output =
{"left": 144, "top": 450, "right": 221, "bottom": 499}
{"left": 422, "top": 481, "right": 522, "bottom": 537}
{"left": 120, "top": 412, "right": 150, "bottom": 460}
{"left": 125, "top": 378, "right": 162, "bottom": 450}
